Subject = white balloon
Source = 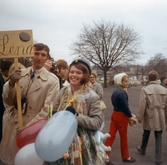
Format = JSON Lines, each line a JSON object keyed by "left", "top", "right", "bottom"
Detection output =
{"left": 35, "top": 111, "right": 78, "bottom": 162}
{"left": 94, "top": 131, "right": 110, "bottom": 145}
{"left": 94, "top": 131, "right": 111, "bottom": 152}
{"left": 14, "top": 143, "right": 44, "bottom": 165}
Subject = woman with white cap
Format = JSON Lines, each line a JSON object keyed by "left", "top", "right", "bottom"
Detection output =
{"left": 105, "top": 73, "right": 136, "bottom": 164}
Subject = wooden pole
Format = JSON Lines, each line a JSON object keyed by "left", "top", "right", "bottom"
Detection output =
{"left": 0, "top": 29, "right": 34, "bottom": 129}
{"left": 14, "top": 58, "right": 23, "bottom": 128}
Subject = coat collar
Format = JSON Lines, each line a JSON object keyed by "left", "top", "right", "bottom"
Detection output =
{"left": 21, "top": 67, "right": 49, "bottom": 81}
{"left": 144, "top": 81, "right": 166, "bottom": 94}
{"left": 147, "top": 81, "right": 160, "bottom": 85}
{"left": 21, "top": 67, "right": 50, "bottom": 95}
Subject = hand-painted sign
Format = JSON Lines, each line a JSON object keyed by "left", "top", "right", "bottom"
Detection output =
{"left": 0, "top": 29, "right": 34, "bottom": 58}
{"left": 0, "top": 29, "right": 34, "bottom": 128}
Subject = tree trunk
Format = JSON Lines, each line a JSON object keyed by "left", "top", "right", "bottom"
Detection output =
{"left": 103, "top": 70, "right": 108, "bottom": 88}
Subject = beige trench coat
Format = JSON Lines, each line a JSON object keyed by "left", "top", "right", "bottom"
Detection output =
{"left": 137, "top": 81, "right": 167, "bottom": 131}
{"left": 0, "top": 67, "right": 59, "bottom": 165}
{"left": 54, "top": 85, "right": 103, "bottom": 130}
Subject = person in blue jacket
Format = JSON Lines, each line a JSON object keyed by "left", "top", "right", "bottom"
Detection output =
{"left": 105, "top": 73, "right": 136, "bottom": 164}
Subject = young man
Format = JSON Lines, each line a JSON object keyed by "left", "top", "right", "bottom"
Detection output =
{"left": 56, "top": 59, "right": 69, "bottom": 88}
{"left": 137, "top": 70, "right": 167, "bottom": 165}
{"left": 0, "top": 43, "right": 60, "bottom": 165}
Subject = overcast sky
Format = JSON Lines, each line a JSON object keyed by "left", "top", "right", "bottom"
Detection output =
{"left": 0, "top": 0, "right": 167, "bottom": 65}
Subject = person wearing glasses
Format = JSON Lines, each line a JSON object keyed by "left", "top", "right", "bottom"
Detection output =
{"left": 89, "top": 72, "right": 103, "bottom": 100}
{"left": 90, "top": 72, "right": 106, "bottom": 131}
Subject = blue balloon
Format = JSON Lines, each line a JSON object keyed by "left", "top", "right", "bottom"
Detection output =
{"left": 35, "top": 111, "right": 78, "bottom": 162}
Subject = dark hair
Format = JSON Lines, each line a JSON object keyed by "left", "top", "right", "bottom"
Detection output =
{"left": 34, "top": 43, "right": 50, "bottom": 58}
{"left": 67, "top": 63, "right": 90, "bottom": 85}
{"left": 160, "top": 76, "right": 167, "bottom": 82}
{"left": 0, "top": 60, "right": 12, "bottom": 71}
{"left": 148, "top": 70, "right": 158, "bottom": 81}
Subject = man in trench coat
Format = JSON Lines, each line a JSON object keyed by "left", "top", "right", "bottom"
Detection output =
{"left": 0, "top": 43, "right": 60, "bottom": 165}
{"left": 137, "top": 70, "right": 167, "bottom": 165}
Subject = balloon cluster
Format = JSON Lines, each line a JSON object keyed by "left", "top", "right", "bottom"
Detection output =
{"left": 14, "top": 111, "right": 78, "bottom": 165}
{"left": 16, "top": 118, "right": 48, "bottom": 149}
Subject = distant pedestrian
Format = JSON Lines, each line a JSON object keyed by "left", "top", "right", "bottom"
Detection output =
{"left": 90, "top": 72, "right": 105, "bottom": 130}
{"left": 136, "top": 70, "right": 167, "bottom": 165}
{"left": 90, "top": 72, "right": 103, "bottom": 99}
{"left": 160, "top": 75, "right": 167, "bottom": 88}
{"left": 105, "top": 73, "right": 136, "bottom": 165}
{"left": 109, "top": 77, "right": 114, "bottom": 86}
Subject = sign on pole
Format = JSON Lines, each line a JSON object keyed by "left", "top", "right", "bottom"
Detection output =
{"left": 0, "top": 29, "right": 34, "bottom": 128}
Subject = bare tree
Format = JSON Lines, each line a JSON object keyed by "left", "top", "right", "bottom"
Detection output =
{"left": 146, "top": 53, "right": 167, "bottom": 78}
{"left": 70, "top": 20, "right": 142, "bottom": 87}
{"left": 140, "top": 65, "right": 147, "bottom": 78}
{"left": 133, "top": 64, "right": 140, "bottom": 80}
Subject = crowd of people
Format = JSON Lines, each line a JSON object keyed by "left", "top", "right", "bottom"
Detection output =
{"left": 0, "top": 43, "right": 167, "bottom": 165}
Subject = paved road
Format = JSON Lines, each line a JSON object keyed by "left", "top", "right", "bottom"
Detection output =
{"left": 102, "top": 86, "right": 167, "bottom": 165}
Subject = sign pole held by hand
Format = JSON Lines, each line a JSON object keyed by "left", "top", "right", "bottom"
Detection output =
{"left": 14, "top": 58, "right": 23, "bottom": 128}
{"left": 0, "top": 29, "right": 34, "bottom": 128}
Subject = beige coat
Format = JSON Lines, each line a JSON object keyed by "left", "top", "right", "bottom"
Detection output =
{"left": 54, "top": 85, "right": 103, "bottom": 130}
{"left": 137, "top": 81, "right": 167, "bottom": 131}
{"left": 92, "top": 81, "right": 103, "bottom": 100}
{"left": 53, "top": 85, "right": 103, "bottom": 164}
{"left": 0, "top": 67, "right": 59, "bottom": 165}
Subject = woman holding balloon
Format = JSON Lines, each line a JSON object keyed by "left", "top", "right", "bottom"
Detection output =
{"left": 45, "top": 58, "right": 104, "bottom": 165}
